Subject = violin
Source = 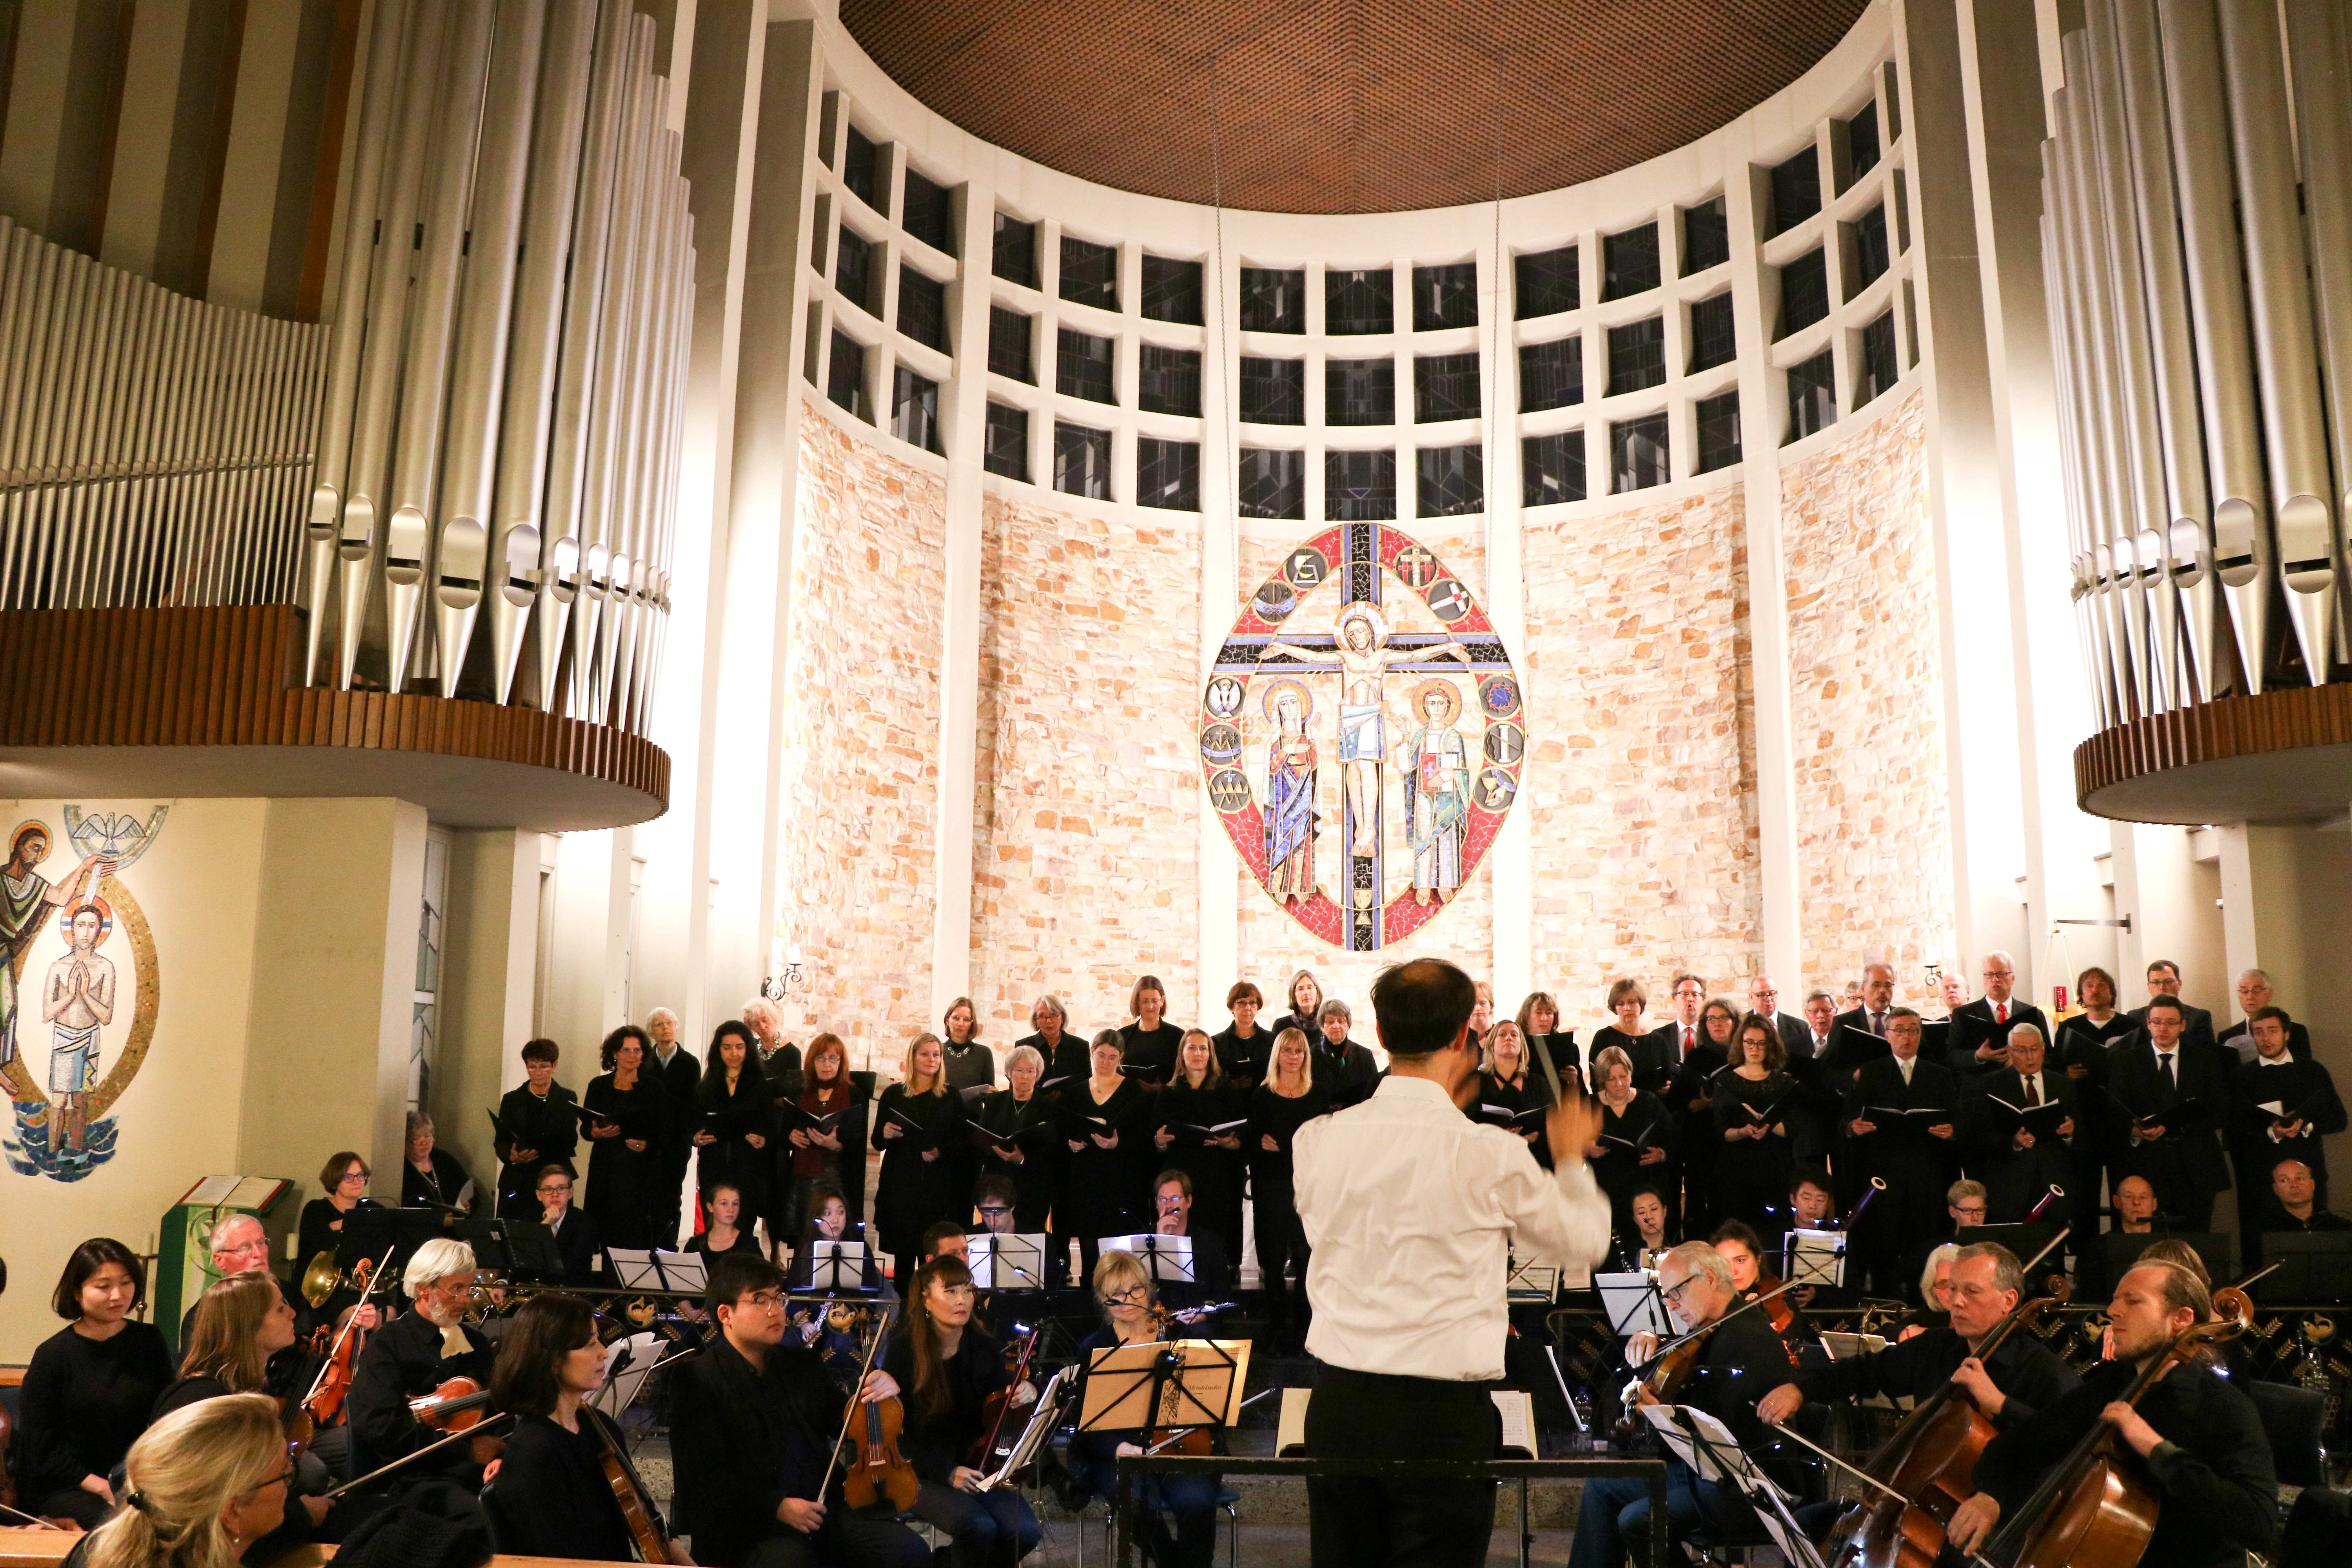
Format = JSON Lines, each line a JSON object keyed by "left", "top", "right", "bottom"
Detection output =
{"left": 408, "top": 1375, "right": 497, "bottom": 1432}
{"left": 588, "top": 1406, "right": 678, "bottom": 1563}
{"left": 299, "top": 1255, "right": 383, "bottom": 1428}
{"left": 841, "top": 1394, "right": 920, "bottom": 1512}
{"left": 1748, "top": 1270, "right": 1806, "bottom": 1368}
{"left": 1615, "top": 1280, "right": 1799, "bottom": 1435}
{"left": 971, "top": 1323, "right": 1043, "bottom": 1468}
{"left": 1970, "top": 1283, "right": 2253, "bottom": 1568}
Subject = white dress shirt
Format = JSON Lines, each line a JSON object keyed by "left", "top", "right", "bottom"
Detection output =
{"left": 1294, "top": 1074, "right": 1612, "bottom": 1381}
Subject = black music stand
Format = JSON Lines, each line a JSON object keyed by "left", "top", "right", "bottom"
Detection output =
{"left": 2256, "top": 1234, "right": 2352, "bottom": 1302}
{"left": 1078, "top": 1335, "right": 1248, "bottom": 1458}
{"left": 1642, "top": 1404, "right": 1826, "bottom": 1568}
{"left": 497, "top": 1220, "right": 564, "bottom": 1283}
{"left": 2101, "top": 1229, "right": 2230, "bottom": 1285}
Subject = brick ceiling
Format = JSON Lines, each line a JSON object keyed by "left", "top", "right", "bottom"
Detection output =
{"left": 839, "top": 0, "right": 1870, "bottom": 215}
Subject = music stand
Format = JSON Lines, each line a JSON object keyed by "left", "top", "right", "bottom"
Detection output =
{"left": 1076, "top": 1336, "right": 1252, "bottom": 1453}
{"left": 1782, "top": 1229, "right": 1847, "bottom": 1289}
{"left": 1641, "top": 1404, "right": 1826, "bottom": 1568}
{"left": 589, "top": 1331, "right": 663, "bottom": 1418}
{"left": 1506, "top": 1256, "right": 1563, "bottom": 1303}
{"left": 608, "top": 1249, "right": 666, "bottom": 1291}
{"left": 968, "top": 1233, "right": 1051, "bottom": 1291}
{"left": 976, "top": 1366, "right": 1071, "bottom": 1492}
{"left": 500, "top": 1220, "right": 564, "bottom": 1283}
{"left": 806, "top": 1239, "right": 874, "bottom": 1292}
{"left": 2255, "top": 1234, "right": 2352, "bottom": 1301}
{"left": 649, "top": 1249, "right": 708, "bottom": 1297}
{"left": 1595, "top": 1271, "right": 1673, "bottom": 1339}
{"left": 1100, "top": 1233, "right": 1196, "bottom": 1284}
{"left": 2101, "top": 1229, "right": 2230, "bottom": 1286}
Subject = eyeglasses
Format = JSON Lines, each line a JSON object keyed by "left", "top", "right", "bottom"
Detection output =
{"left": 538, "top": 1186, "right": 571, "bottom": 1197}
{"left": 1099, "top": 1284, "right": 1150, "bottom": 1307}
{"left": 1659, "top": 1276, "right": 1697, "bottom": 1307}
{"left": 338, "top": 1171, "right": 368, "bottom": 1185}
{"left": 1953, "top": 1204, "right": 1987, "bottom": 1219}
{"left": 737, "top": 1290, "right": 785, "bottom": 1312}
{"left": 976, "top": 1205, "right": 1012, "bottom": 1218}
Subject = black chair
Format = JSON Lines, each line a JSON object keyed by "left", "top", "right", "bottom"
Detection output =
{"left": 2241, "top": 1379, "right": 2326, "bottom": 1488}
{"left": 476, "top": 1480, "right": 519, "bottom": 1555}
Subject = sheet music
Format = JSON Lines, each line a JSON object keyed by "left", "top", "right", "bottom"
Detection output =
{"left": 181, "top": 1174, "right": 240, "bottom": 1206}
{"left": 608, "top": 1248, "right": 666, "bottom": 1289}
{"left": 1492, "top": 1390, "right": 1536, "bottom": 1459}
{"left": 651, "top": 1250, "right": 708, "bottom": 1293}
{"left": 1784, "top": 1228, "right": 1846, "bottom": 1289}
{"left": 968, "top": 1233, "right": 1050, "bottom": 1290}
{"left": 589, "top": 1332, "right": 663, "bottom": 1417}
{"left": 978, "top": 1367, "right": 1069, "bottom": 1491}
{"left": 1596, "top": 1271, "right": 1673, "bottom": 1338}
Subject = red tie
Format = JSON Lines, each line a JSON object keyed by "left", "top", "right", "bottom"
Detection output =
{"left": 1997, "top": 1001, "right": 2008, "bottom": 1026}
{"left": 1684, "top": 1026, "right": 1695, "bottom": 1055}
{"left": 2023, "top": 1075, "right": 2038, "bottom": 1107}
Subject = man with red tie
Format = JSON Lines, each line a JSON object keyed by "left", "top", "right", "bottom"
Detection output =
{"left": 1949, "top": 952, "right": 2051, "bottom": 1077}
{"left": 1632, "top": 971, "right": 1705, "bottom": 1091}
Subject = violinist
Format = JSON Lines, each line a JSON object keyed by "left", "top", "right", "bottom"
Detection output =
{"left": 1064, "top": 1250, "right": 1222, "bottom": 1568}
{"left": 486, "top": 1293, "right": 690, "bottom": 1562}
{"left": 1758, "top": 1241, "right": 2078, "bottom": 1439}
{"left": 1568, "top": 1242, "right": 1805, "bottom": 1568}
{"left": 1587, "top": 1049, "right": 1675, "bottom": 1242}
{"left": 670, "top": 1255, "right": 927, "bottom": 1568}
{"left": 494, "top": 1038, "right": 579, "bottom": 1218}
{"left": 1709, "top": 1221, "right": 1815, "bottom": 1366}
{"left": 1945, "top": 1263, "right": 2279, "bottom": 1567}
{"left": 879, "top": 1257, "right": 1042, "bottom": 1566}
{"left": 343, "top": 1238, "right": 495, "bottom": 1487}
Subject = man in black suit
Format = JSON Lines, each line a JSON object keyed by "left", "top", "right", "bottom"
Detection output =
{"left": 1947, "top": 952, "right": 2051, "bottom": 1078}
{"left": 2112, "top": 995, "right": 2231, "bottom": 1230}
{"left": 532, "top": 1165, "right": 610, "bottom": 1287}
{"left": 1635, "top": 970, "right": 1707, "bottom": 1091}
{"left": 2127, "top": 959, "right": 2216, "bottom": 1053}
{"left": 2217, "top": 969, "right": 2315, "bottom": 1064}
{"left": 1832, "top": 963, "right": 1898, "bottom": 1047}
{"left": 1842, "top": 1007, "right": 1962, "bottom": 1296}
{"left": 1972, "top": 1024, "right": 2077, "bottom": 1222}
{"left": 1796, "top": 989, "right": 1837, "bottom": 1060}
{"left": 646, "top": 1007, "right": 701, "bottom": 1249}
{"left": 1748, "top": 974, "right": 1813, "bottom": 1060}
{"left": 1147, "top": 1168, "right": 1232, "bottom": 1302}
{"left": 2230, "top": 1006, "right": 2347, "bottom": 1254}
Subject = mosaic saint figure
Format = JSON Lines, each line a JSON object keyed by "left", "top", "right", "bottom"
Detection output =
{"left": 42, "top": 903, "right": 114, "bottom": 1154}
{"left": 1399, "top": 681, "right": 1472, "bottom": 906}
{"left": 1261, "top": 681, "right": 1319, "bottom": 903}
{"left": 0, "top": 824, "right": 107, "bottom": 1082}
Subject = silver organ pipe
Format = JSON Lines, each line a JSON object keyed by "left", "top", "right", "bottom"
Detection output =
{"left": 2048, "top": 0, "right": 2352, "bottom": 710}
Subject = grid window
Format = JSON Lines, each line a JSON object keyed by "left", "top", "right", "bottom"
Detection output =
{"left": 1412, "top": 262, "right": 1477, "bottom": 330}
{"left": 1695, "top": 390, "right": 1742, "bottom": 473}
{"left": 1139, "top": 344, "right": 1203, "bottom": 417}
{"left": 897, "top": 267, "right": 948, "bottom": 352}
{"left": 1056, "top": 328, "right": 1115, "bottom": 404}
{"left": 1519, "top": 336, "right": 1583, "bottom": 412}
{"left": 1060, "top": 235, "right": 1118, "bottom": 310}
{"left": 842, "top": 125, "right": 879, "bottom": 209}
{"left": 1778, "top": 249, "right": 1830, "bottom": 339}
{"left": 1240, "top": 267, "right": 1305, "bottom": 332}
{"left": 1603, "top": 223, "right": 1661, "bottom": 300}
{"left": 982, "top": 402, "right": 1029, "bottom": 481}
{"left": 1852, "top": 205, "right": 1891, "bottom": 291}
{"left": 1417, "top": 444, "right": 1483, "bottom": 516}
{"left": 987, "top": 307, "right": 1033, "bottom": 382}
{"left": 1769, "top": 146, "right": 1822, "bottom": 236}
{"left": 1522, "top": 430, "right": 1585, "bottom": 506}
{"left": 1688, "top": 293, "right": 1736, "bottom": 372}
{"left": 1611, "top": 414, "right": 1671, "bottom": 492}
{"left": 1326, "top": 268, "right": 1394, "bottom": 334}
{"left": 826, "top": 331, "right": 867, "bottom": 419}
{"left": 1136, "top": 437, "right": 1200, "bottom": 510}
{"left": 1682, "top": 198, "right": 1730, "bottom": 274}
{"left": 1606, "top": 317, "right": 1666, "bottom": 396}
{"left": 1238, "top": 448, "right": 1305, "bottom": 519}
{"left": 1415, "top": 352, "right": 1480, "bottom": 422}
{"left": 1142, "top": 254, "right": 1205, "bottom": 325}
{"left": 1514, "top": 245, "right": 1579, "bottom": 318}
{"left": 1327, "top": 358, "right": 1395, "bottom": 425}
{"left": 1846, "top": 102, "right": 1882, "bottom": 183}
{"left": 1856, "top": 310, "right": 1899, "bottom": 407}
{"left": 1240, "top": 357, "right": 1306, "bottom": 424}
{"left": 1053, "top": 421, "right": 1112, "bottom": 499}
{"left": 1787, "top": 349, "right": 1837, "bottom": 441}
{"left": 1325, "top": 449, "right": 1396, "bottom": 519}
{"left": 835, "top": 227, "right": 875, "bottom": 314}
{"left": 903, "top": 169, "right": 955, "bottom": 254}
{"left": 993, "top": 213, "right": 1038, "bottom": 287}
{"left": 891, "top": 367, "right": 941, "bottom": 453}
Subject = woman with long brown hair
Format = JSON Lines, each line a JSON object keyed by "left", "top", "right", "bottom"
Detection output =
{"left": 780, "top": 1030, "right": 865, "bottom": 1247}
{"left": 691, "top": 1018, "right": 773, "bottom": 1227}
{"left": 153, "top": 1273, "right": 332, "bottom": 1552}
{"left": 1713, "top": 1014, "right": 1795, "bottom": 1232}
{"left": 880, "top": 1256, "right": 1040, "bottom": 1565}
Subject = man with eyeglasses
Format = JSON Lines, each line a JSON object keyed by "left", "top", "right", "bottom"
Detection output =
{"left": 1569, "top": 1241, "right": 1807, "bottom": 1567}
{"left": 532, "top": 1165, "right": 609, "bottom": 1288}
{"left": 1147, "top": 1168, "right": 1232, "bottom": 1303}
{"left": 345, "top": 1237, "right": 497, "bottom": 1488}
{"left": 973, "top": 1173, "right": 1065, "bottom": 1291}
{"left": 671, "top": 1254, "right": 927, "bottom": 1568}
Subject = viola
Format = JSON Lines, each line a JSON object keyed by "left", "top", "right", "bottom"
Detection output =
{"left": 299, "top": 1256, "right": 384, "bottom": 1428}
{"left": 1614, "top": 1279, "right": 1800, "bottom": 1437}
{"left": 840, "top": 1394, "right": 920, "bottom": 1513}
{"left": 588, "top": 1406, "right": 676, "bottom": 1563}
{"left": 971, "top": 1323, "right": 1044, "bottom": 1469}
{"left": 408, "top": 1375, "right": 497, "bottom": 1432}
{"left": 1748, "top": 1271, "right": 1806, "bottom": 1369}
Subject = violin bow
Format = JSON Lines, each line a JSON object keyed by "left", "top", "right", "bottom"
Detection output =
{"left": 319, "top": 1412, "right": 515, "bottom": 1499}
{"left": 817, "top": 1300, "right": 897, "bottom": 1500}
{"left": 1628, "top": 1279, "right": 1802, "bottom": 1376}
{"left": 301, "top": 1245, "right": 394, "bottom": 1407}
{"left": 1758, "top": 1419, "right": 1908, "bottom": 1506}
{"left": 0, "top": 1500, "right": 67, "bottom": 1531}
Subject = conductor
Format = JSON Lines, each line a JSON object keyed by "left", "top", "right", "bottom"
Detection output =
{"left": 1294, "top": 957, "right": 1612, "bottom": 1566}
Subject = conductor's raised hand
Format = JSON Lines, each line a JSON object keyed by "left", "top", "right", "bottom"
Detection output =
{"left": 1545, "top": 1091, "right": 1602, "bottom": 1168}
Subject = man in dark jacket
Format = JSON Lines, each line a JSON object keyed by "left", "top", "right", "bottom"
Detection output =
{"left": 2126, "top": 959, "right": 2216, "bottom": 1052}
{"left": 1841, "top": 1008, "right": 1963, "bottom": 1297}
{"left": 2229, "top": 1005, "right": 2347, "bottom": 1256}
{"left": 1309, "top": 1000, "right": 1381, "bottom": 1109}
{"left": 346, "top": 1239, "right": 495, "bottom": 1486}
{"left": 2111, "top": 996, "right": 2232, "bottom": 1230}
{"left": 670, "top": 1255, "right": 927, "bottom": 1568}
{"left": 1946, "top": 951, "right": 2051, "bottom": 1078}
{"left": 646, "top": 1008, "right": 701, "bottom": 1249}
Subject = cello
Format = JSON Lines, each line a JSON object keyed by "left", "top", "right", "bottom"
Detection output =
{"left": 587, "top": 1404, "right": 682, "bottom": 1562}
{"left": 1965, "top": 1279, "right": 2254, "bottom": 1568}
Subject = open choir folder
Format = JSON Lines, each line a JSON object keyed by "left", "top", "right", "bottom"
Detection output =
{"left": 1276, "top": 1387, "right": 1536, "bottom": 1459}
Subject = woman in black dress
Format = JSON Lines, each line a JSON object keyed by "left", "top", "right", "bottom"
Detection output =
{"left": 690, "top": 1020, "right": 773, "bottom": 1224}
{"left": 1475, "top": 1021, "right": 1553, "bottom": 1153}
{"left": 1119, "top": 975, "right": 1186, "bottom": 1084}
{"left": 17, "top": 1238, "right": 176, "bottom": 1527}
{"left": 1666, "top": 996, "right": 1739, "bottom": 1232}
{"left": 485, "top": 1294, "right": 651, "bottom": 1562}
{"left": 1210, "top": 980, "right": 1271, "bottom": 1090}
{"left": 584, "top": 1024, "right": 672, "bottom": 1251}
{"left": 1713, "top": 1013, "right": 1796, "bottom": 1234}
{"left": 1515, "top": 989, "right": 1581, "bottom": 1093}
{"left": 494, "top": 1038, "right": 579, "bottom": 1218}
{"left": 971, "top": 1043, "right": 1056, "bottom": 1232}
{"left": 1247, "top": 1028, "right": 1329, "bottom": 1354}
{"left": 1590, "top": 978, "right": 1655, "bottom": 1089}
{"left": 1016, "top": 993, "right": 1087, "bottom": 1084}
{"left": 873, "top": 1033, "right": 968, "bottom": 1288}
{"left": 401, "top": 1111, "right": 474, "bottom": 1213}
{"left": 1585, "top": 1045, "right": 1677, "bottom": 1242}
{"left": 941, "top": 996, "right": 998, "bottom": 1095}
{"left": 1271, "top": 969, "right": 1325, "bottom": 1040}
{"left": 1154, "top": 1029, "right": 1246, "bottom": 1262}
{"left": 1057, "top": 1028, "right": 1149, "bottom": 1280}
{"left": 298, "top": 1150, "right": 374, "bottom": 1268}
{"left": 780, "top": 1031, "right": 864, "bottom": 1247}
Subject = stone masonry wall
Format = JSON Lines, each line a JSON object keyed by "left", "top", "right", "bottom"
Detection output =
{"left": 1782, "top": 387, "right": 1956, "bottom": 985}
{"left": 773, "top": 405, "right": 946, "bottom": 1070}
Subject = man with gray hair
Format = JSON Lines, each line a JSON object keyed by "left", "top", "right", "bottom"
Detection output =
{"left": 2218, "top": 968, "right": 2312, "bottom": 1065}
{"left": 1973, "top": 1022, "right": 2076, "bottom": 1223}
{"left": 644, "top": 1006, "right": 700, "bottom": 1248}
{"left": 1949, "top": 951, "right": 2050, "bottom": 1076}
{"left": 346, "top": 1237, "right": 495, "bottom": 1486}
{"left": 1568, "top": 1240, "right": 1804, "bottom": 1567}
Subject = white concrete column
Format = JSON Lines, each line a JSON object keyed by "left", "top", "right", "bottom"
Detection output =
{"left": 1481, "top": 210, "right": 1533, "bottom": 1007}
{"left": 1197, "top": 223, "right": 1241, "bottom": 1011}
{"left": 436, "top": 828, "right": 543, "bottom": 1185}
{"left": 1724, "top": 140, "right": 1807, "bottom": 992}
